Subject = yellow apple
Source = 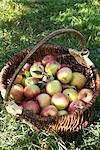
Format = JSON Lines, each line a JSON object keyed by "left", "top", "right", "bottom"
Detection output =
{"left": 70, "top": 72, "right": 87, "bottom": 89}
{"left": 63, "top": 88, "right": 79, "bottom": 102}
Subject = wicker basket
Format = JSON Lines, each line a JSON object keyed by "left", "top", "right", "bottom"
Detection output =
{"left": 0, "top": 29, "right": 99, "bottom": 133}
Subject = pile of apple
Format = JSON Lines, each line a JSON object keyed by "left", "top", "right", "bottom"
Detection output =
{"left": 9, "top": 55, "right": 94, "bottom": 117}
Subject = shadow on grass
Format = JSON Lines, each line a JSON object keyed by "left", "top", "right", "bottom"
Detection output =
{"left": 0, "top": 0, "right": 99, "bottom": 69}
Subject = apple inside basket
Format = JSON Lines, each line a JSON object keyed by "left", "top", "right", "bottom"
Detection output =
{"left": 8, "top": 54, "right": 94, "bottom": 117}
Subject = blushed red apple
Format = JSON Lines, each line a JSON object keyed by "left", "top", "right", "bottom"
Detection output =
{"left": 23, "top": 63, "right": 31, "bottom": 71}
{"left": 24, "top": 84, "right": 40, "bottom": 99}
{"left": 22, "top": 100, "right": 40, "bottom": 114}
{"left": 78, "top": 88, "right": 94, "bottom": 103}
{"left": 41, "top": 105, "right": 58, "bottom": 117}
{"left": 36, "top": 93, "right": 51, "bottom": 109}
{"left": 51, "top": 93, "right": 69, "bottom": 110}
{"left": 42, "top": 55, "right": 57, "bottom": 65}
{"left": 10, "top": 84, "right": 24, "bottom": 103}
{"left": 68, "top": 100, "right": 85, "bottom": 113}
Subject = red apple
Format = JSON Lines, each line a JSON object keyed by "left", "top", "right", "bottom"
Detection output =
{"left": 68, "top": 100, "right": 85, "bottom": 113}
{"left": 63, "top": 88, "right": 79, "bottom": 102}
{"left": 42, "top": 55, "right": 57, "bottom": 65}
{"left": 51, "top": 93, "right": 69, "bottom": 110}
{"left": 78, "top": 88, "right": 94, "bottom": 103}
{"left": 46, "top": 80, "right": 62, "bottom": 96}
{"left": 59, "top": 63, "right": 71, "bottom": 70}
{"left": 22, "top": 100, "right": 40, "bottom": 114}
{"left": 70, "top": 72, "right": 87, "bottom": 89}
{"left": 36, "top": 93, "right": 51, "bottom": 109}
{"left": 24, "top": 84, "right": 40, "bottom": 99}
{"left": 41, "top": 105, "right": 58, "bottom": 117}
{"left": 10, "top": 84, "right": 24, "bottom": 103}
{"left": 23, "top": 63, "right": 31, "bottom": 71}
{"left": 57, "top": 67, "right": 73, "bottom": 84}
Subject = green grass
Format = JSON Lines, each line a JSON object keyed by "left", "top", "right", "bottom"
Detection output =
{"left": 0, "top": 0, "right": 100, "bottom": 149}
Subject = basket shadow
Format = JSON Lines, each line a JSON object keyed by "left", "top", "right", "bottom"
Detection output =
{"left": 59, "top": 130, "right": 84, "bottom": 148}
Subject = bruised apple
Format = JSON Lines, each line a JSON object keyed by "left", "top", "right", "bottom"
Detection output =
{"left": 57, "top": 67, "right": 72, "bottom": 84}
{"left": 42, "top": 55, "right": 57, "bottom": 65}
{"left": 41, "top": 105, "right": 58, "bottom": 117}
{"left": 36, "top": 93, "right": 51, "bottom": 109}
{"left": 78, "top": 88, "right": 94, "bottom": 103}
{"left": 51, "top": 93, "right": 69, "bottom": 110}
{"left": 46, "top": 80, "right": 62, "bottom": 96}
{"left": 24, "top": 84, "right": 40, "bottom": 99}
{"left": 33, "top": 61, "right": 44, "bottom": 71}
{"left": 10, "top": 84, "right": 24, "bottom": 103}
{"left": 63, "top": 88, "right": 79, "bottom": 102}
{"left": 30, "top": 64, "right": 44, "bottom": 79}
{"left": 70, "top": 72, "right": 87, "bottom": 89}
{"left": 68, "top": 100, "right": 85, "bottom": 113}
{"left": 22, "top": 100, "right": 40, "bottom": 114}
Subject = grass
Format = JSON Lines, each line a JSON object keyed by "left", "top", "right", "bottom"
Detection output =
{"left": 0, "top": 0, "right": 100, "bottom": 149}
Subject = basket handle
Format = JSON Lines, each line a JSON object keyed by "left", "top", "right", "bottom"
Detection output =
{"left": 5, "top": 28, "right": 88, "bottom": 102}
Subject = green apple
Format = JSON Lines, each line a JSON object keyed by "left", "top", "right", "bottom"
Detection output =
{"left": 24, "top": 70, "right": 31, "bottom": 77}
{"left": 58, "top": 110, "right": 68, "bottom": 116}
{"left": 63, "top": 88, "right": 79, "bottom": 102}
{"left": 45, "top": 62, "right": 61, "bottom": 75}
{"left": 46, "top": 80, "right": 62, "bottom": 96}
{"left": 57, "top": 67, "right": 73, "bottom": 84}
{"left": 70, "top": 72, "right": 87, "bottom": 89}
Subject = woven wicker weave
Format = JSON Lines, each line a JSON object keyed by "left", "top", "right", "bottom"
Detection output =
{"left": 0, "top": 29, "right": 99, "bottom": 133}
